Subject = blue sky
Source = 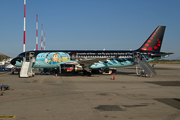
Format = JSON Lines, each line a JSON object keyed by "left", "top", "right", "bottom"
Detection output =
{"left": 0, "top": 0, "right": 180, "bottom": 59}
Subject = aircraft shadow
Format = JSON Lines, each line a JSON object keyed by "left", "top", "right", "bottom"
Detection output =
{"left": 8, "top": 71, "right": 136, "bottom": 77}
{"left": 115, "top": 71, "right": 136, "bottom": 75}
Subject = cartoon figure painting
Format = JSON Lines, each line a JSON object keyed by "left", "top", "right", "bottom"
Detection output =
{"left": 36, "top": 52, "right": 70, "bottom": 64}
{"left": 49, "top": 53, "right": 59, "bottom": 64}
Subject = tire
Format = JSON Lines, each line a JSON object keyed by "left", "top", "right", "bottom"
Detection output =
{"left": 83, "top": 70, "right": 87, "bottom": 75}
{"left": 86, "top": 72, "right": 91, "bottom": 76}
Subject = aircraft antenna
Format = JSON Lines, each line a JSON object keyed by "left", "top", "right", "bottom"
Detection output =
{"left": 36, "top": 14, "right": 38, "bottom": 50}
{"left": 41, "top": 24, "right": 43, "bottom": 50}
{"left": 23, "top": 0, "right": 26, "bottom": 52}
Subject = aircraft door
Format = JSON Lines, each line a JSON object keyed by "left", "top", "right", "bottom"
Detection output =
{"left": 25, "top": 52, "right": 34, "bottom": 62}
{"left": 29, "top": 52, "right": 34, "bottom": 59}
{"left": 60, "top": 53, "right": 62, "bottom": 63}
{"left": 25, "top": 52, "right": 29, "bottom": 62}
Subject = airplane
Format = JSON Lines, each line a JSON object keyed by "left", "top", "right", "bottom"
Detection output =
{"left": 10, "top": 26, "right": 173, "bottom": 76}
{"left": 0, "top": 64, "right": 14, "bottom": 71}
{"left": 0, "top": 62, "right": 5, "bottom": 66}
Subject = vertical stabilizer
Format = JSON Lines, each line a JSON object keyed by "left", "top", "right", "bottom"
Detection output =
{"left": 137, "top": 26, "right": 166, "bottom": 52}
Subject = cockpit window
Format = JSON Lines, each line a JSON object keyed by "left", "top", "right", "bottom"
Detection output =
{"left": 17, "top": 55, "right": 21, "bottom": 58}
{"left": 17, "top": 53, "right": 24, "bottom": 58}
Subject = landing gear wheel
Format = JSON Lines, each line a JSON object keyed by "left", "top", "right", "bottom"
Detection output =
{"left": 86, "top": 72, "right": 91, "bottom": 76}
{"left": 83, "top": 71, "right": 87, "bottom": 75}
{"left": 83, "top": 70, "right": 91, "bottom": 76}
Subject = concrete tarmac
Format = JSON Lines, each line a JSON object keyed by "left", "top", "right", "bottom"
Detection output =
{"left": 0, "top": 64, "right": 180, "bottom": 120}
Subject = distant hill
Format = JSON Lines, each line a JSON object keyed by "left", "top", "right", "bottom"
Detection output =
{"left": 0, "top": 53, "right": 10, "bottom": 61}
{"left": 175, "top": 56, "right": 180, "bottom": 60}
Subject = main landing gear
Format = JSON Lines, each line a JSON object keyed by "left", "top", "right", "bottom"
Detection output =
{"left": 83, "top": 70, "right": 92, "bottom": 76}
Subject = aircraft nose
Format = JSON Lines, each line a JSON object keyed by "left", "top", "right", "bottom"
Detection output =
{"left": 10, "top": 58, "right": 16, "bottom": 65}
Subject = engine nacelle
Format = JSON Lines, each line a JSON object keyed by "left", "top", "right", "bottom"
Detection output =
{"left": 59, "top": 64, "right": 83, "bottom": 74}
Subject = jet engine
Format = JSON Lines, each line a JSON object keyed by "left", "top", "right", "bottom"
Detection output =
{"left": 59, "top": 64, "right": 83, "bottom": 74}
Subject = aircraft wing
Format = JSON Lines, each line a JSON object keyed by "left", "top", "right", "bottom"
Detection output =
{"left": 77, "top": 58, "right": 110, "bottom": 70}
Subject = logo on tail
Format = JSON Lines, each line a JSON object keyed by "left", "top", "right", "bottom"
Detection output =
{"left": 137, "top": 26, "right": 166, "bottom": 52}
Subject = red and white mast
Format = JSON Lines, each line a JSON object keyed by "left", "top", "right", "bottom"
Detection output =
{"left": 44, "top": 32, "right": 45, "bottom": 50}
{"left": 41, "top": 24, "right": 43, "bottom": 50}
{"left": 23, "top": 0, "right": 26, "bottom": 52}
{"left": 36, "top": 14, "right": 38, "bottom": 50}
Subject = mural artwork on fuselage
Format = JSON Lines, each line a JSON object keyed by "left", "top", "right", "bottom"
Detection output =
{"left": 36, "top": 52, "right": 70, "bottom": 64}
